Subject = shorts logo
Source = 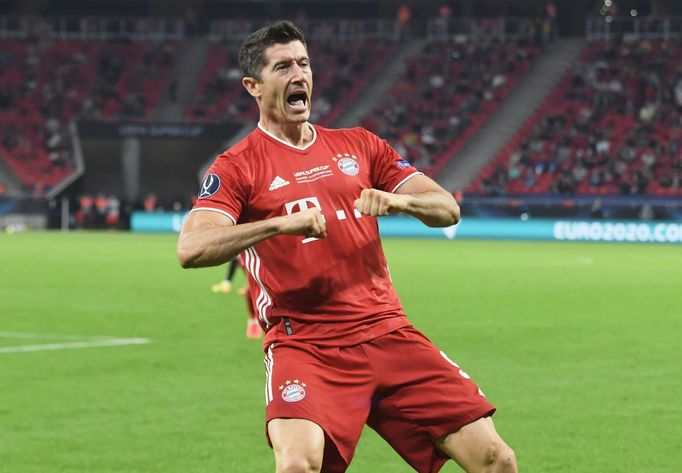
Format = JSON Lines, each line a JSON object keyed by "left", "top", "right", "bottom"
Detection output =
{"left": 337, "top": 155, "right": 360, "bottom": 176}
{"left": 279, "top": 379, "right": 307, "bottom": 403}
{"left": 198, "top": 174, "right": 220, "bottom": 199}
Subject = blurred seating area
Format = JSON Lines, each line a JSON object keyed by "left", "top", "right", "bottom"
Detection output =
{"left": 468, "top": 39, "right": 682, "bottom": 196}
{"left": 361, "top": 38, "right": 539, "bottom": 177}
{"left": 186, "top": 39, "right": 396, "bottom": 126}
{"left": 0, "top": 38, "right": 178, "bottom": 195}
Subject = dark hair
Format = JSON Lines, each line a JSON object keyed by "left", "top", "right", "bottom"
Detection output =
{"left": 239, "top": 21, "right": 307, "bottom": 80}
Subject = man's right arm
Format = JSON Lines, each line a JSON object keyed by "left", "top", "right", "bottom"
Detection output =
{"left": 176, "top": 208, "right": 326, "bottom": 268}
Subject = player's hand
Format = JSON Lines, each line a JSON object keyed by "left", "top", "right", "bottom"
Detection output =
{"left": 354, "top": 189, "right": 409, "bottom": 217}
{"left": 278, "top": 208, "right": 327, "bottom": 239}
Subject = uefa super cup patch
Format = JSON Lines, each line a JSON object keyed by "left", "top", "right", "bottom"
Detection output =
{"left": 198, "top": 173, "right": 220, "bottom": 199}
{"left": 279, "top": 379, "right": 307, "bottom": 403}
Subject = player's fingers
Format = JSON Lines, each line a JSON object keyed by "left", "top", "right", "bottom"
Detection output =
{"left": 315, "top": 213, "right": 327, "bottom": 238}
{"left": 354, "top": 193, "right": 368, "bottom": 214}
{"left": 374, "top": 192, "right": 390, "bottom": 216}
{"left": 378, "top": 198, "right": 390, "bottom": 216}
{"left": 354, "top": 189, "right": 371, "bottom": 215}
{"left": 356, "top": 189, "right": 374, "bottom": 214}
{"left": 369, "top": 192, "right": 382, "bottom": 216}
{"left": 355, "top": 197, "right": 369, "bottom": 215}
{"left": 353, "top": 198, "right": 363, "bottom": 214}
{"left": 303, "top": 211, "right": 325, "bottom": 238}
{"left": 305, "top": 221, "right": 318, "bottom": 238}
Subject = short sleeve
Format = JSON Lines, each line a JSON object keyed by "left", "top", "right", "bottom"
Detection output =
{"left": 362, "top": 129, "right": 423, "bottom": 193}
{"left": 190, "top": 152, "right": 249, "bottom": 224}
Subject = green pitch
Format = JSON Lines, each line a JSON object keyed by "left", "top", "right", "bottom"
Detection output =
{"left": 1, "top": 231, "right": 681, "bottom": 473}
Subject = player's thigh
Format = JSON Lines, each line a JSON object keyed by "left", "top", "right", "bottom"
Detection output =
{"left": 269, "top": 418, "right": 325, "bottom": 471}
{"left": 437, "top": 416, "right": 516, "bottom": 472}
{"left": 264, "top": 342, "right": 373, "bottom": 472}
{"left": 367, "top": 326, "right": 495, "bottom": 431}
{"left": 365, "top": 327, "right": 496, "bottom": 472}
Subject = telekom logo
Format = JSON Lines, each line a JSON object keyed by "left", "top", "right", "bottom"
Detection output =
{"left": 284, "top": 197, "right": 323, "bottom": 244}
{"left": 284, "top": 197, "right": 321, "bottom": 215}
{"left": 284, "top": 196, "right": 362, "bottom": 244}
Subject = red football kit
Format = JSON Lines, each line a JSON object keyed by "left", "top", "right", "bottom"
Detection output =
{"left": 193, "top": 124, "right": 418, "bottom": 347}
{"left": 191, "top": 124, "right": 495, "bottom": 473}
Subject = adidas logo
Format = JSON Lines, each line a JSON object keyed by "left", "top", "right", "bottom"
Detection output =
{"left": 268, "top": 176, "right": 290, "bottom": 191}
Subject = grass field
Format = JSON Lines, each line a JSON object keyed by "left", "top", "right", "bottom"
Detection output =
{"left": 1, "top": 231, "right": 681, "bottom": 473}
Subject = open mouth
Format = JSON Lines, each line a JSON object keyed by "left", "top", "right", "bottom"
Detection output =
{"left": 286, "top": 91, "right": 308, "bottom": 111}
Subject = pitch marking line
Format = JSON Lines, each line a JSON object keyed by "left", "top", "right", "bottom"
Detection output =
{"left": 0, "top": 332, "right": 151, "bottom": 354}
{"left": 0, "top": 331, "right": 113, "bottom": 340}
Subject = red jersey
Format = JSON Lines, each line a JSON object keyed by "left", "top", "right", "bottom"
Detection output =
{"left": 191, "top": 124, "right": 422, "bottom": 347}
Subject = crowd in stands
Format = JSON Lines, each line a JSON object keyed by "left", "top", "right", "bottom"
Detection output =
{"left": 187, "top": 39, "right": 396, "bottom": 126}
{"left": 362, "top": 38, "right": 539, "bottom": 177}
{"left": 469, "top": 38, "right": 682, "bottom": 196}
{"left": 73, "top": 191, "right": 195, "bottom": 229}
{"left": 5, "top": 16, "right": 682, "bottom": 206}
{"left": 0, "top": 38, "right": 178, "bottom": 195}
{"left": 74, "top": 193, "right": 121, "bottom": 228}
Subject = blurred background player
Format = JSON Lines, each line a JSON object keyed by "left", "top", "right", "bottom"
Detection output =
{"left": 211, "top": 256, "right": 248, "bottom": 294}
{"left": 212, "top": 256, "right": 262, "bottom": 338}
{"left": 240, "top": 281, "right": 263, "bottom": 339}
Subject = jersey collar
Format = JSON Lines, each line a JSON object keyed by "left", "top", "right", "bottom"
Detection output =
{"left": 257, "top": 122, "right": 317, "bottom": 151}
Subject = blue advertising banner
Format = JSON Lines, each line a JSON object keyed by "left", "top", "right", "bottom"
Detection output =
{"left": 131, "top": 212, "right": 187, "bottom": 233}
{"left": 130, "top": 212, "right": 682, "bottom": 244}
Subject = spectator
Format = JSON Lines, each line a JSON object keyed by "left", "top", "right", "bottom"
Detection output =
{"left": 639, "top": 201, "right": 654, "bottom": 220}
{"left": 144, "top": 193, "right": 158, "bottom": 212}
{"left": 590, "top": 198, "right": 604, "bottom": 219}
{"left": 106, "top": 195, "right": 120, "bottom": 228}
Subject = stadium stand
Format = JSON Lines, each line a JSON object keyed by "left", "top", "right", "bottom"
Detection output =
{"left": 361, "top": 38, "right": 539, "bottom": 177}
{"left": 2, "top": 7, "right": 681, "bottom": 221}
{"left": 187, "top": 39, "right": 396, "bottom": 126}
{"left": 467, "top": 38, "right": 682, "bottom": 197}
{"left": 0, "top": 37, "right": 178, "bottom": 195}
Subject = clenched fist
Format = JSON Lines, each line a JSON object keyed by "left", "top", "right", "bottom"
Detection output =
{"left": 354, "top": 189, "right": 409, "bottom": 217}
{"left": 278, "top": 207, "right": 327, "bottom": 239}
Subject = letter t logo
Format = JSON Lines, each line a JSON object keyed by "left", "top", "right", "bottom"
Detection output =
{"left": 284, "top": 197, "right": 323, "bottom": 244}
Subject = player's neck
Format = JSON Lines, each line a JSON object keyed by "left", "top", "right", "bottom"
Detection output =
{"left": 258, "top": 119, "right": 314, "bottom": 149}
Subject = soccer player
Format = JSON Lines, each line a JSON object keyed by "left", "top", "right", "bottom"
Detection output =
{"left": 177, "top": 21, "right": 517, "bottom": 473}
{"left": 211, "top": 257, "right": 262, "bottom": 338}
{"left": 210, "top": 257, "right": 243, "bottom": 293}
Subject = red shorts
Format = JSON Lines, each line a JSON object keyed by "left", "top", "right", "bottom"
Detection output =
{"left": 263, "top": 325, "right": 495, "bottom": 473}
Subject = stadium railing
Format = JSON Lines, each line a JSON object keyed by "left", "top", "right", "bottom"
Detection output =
{"left": 0, "top": 196, "right": 53, "bottom": 230}
{"left": 46, "top": 122, "right": 85, "bottom": 200}
{"left": 586, "top": 16, "right": 682, "bottom": 41}
{"left": 0, "top": 16, "right": 185, "bottom": 40}
{"left": 208, "top": 19, "right": 400, "bottom": 42}
{"left": 426, "top": 18, "right": 536, "bottom": 41}
{"left": 459, "top": 194, "right": 682, "bottom": 221}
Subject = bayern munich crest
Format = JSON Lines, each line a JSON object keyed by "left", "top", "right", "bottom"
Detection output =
{"left": 279, "top": 379, "right": 307, "bottom": 403}
{"left": 337, "top": 155, "right": 360, "bottom": 176}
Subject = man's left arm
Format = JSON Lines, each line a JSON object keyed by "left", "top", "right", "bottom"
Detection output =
{"left": 354, "top": 174, "right": 460, "bottom": 227}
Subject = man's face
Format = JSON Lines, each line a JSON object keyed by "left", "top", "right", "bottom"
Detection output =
{"left": 254, "top": 40, "right": 313, "bottom": 124}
